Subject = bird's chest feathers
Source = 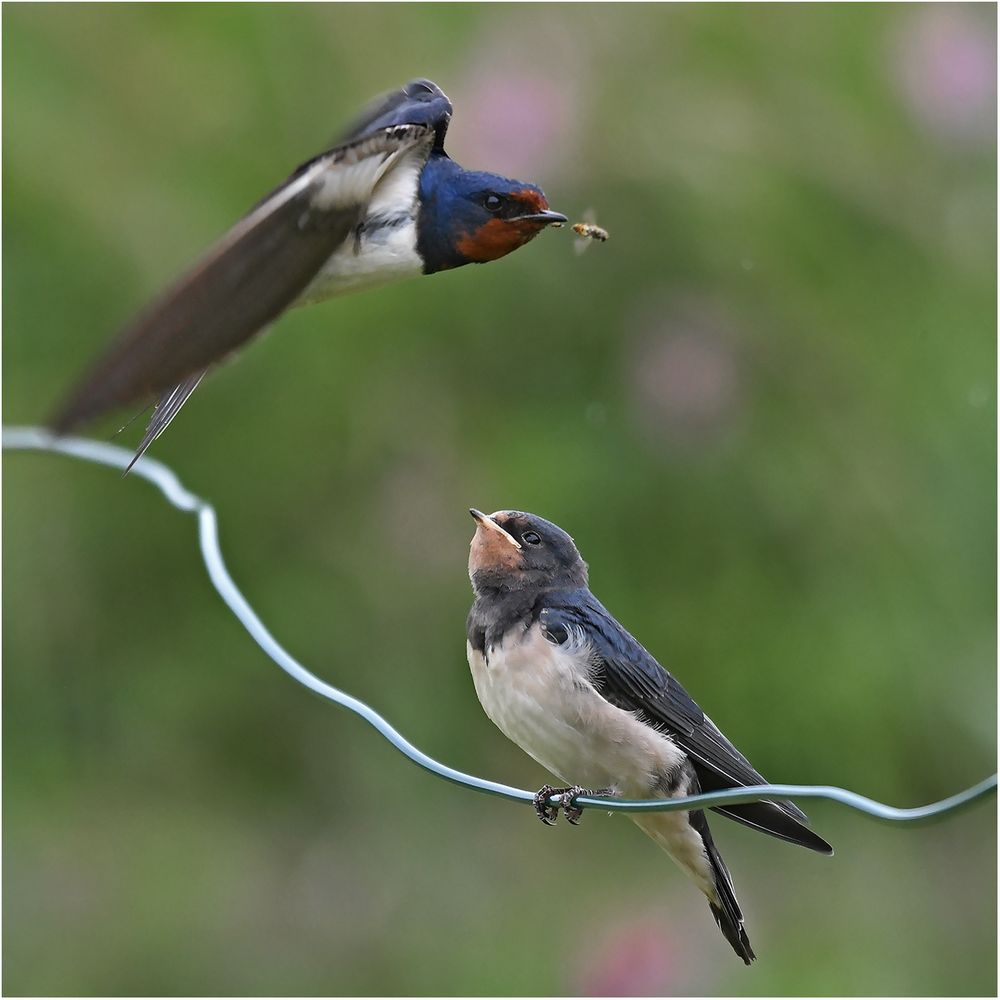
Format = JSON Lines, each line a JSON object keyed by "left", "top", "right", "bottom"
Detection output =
{"left": 466, "top": 623, "right": 681, "bottom": 792}
{"left": 296, "top": 148, "right": 424, "bottom": 305}
{"left": 469, "top": 623, "right": 595, "bottom": 734}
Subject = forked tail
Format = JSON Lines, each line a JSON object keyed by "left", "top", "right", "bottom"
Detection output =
{"left": 632, "top": 807, "right": 755, "bottom": 965}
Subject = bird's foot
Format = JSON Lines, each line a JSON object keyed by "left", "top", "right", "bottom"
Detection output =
{"left": 562, "top": 786, "right": 615, "bottom": 825}
{"left": 532, "top": 785, "right": 615, "bottom": 826}
{"left": 533, "top": 784, "right": 564, "bottom": 825}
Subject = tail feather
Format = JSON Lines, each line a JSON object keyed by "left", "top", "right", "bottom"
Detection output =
{"left": 689, "top": 810, "right": 756, "bottom": 965}
{"left": 631, "top": 804, "right": 755, "bottom": 965}
{"left": 123, "top": 370, "right": 207, "bottom": 474}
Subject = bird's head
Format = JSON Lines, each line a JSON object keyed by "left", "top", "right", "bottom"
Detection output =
{"left": 468, "top": 509, "right": 588, "bottom": 595}
{"left": 417, "top": 158, "right": 566, "bottom": 274}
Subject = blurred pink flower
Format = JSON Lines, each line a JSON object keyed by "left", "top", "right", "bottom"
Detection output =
{"left": 458, "top": 75, "right": 575, "bottom": 179}
{"left": 453, "top": 24, "right": 587, "bottom": 181}
{"left": 891, "top": 5, "right": 996, "bottom": 144}
{"left": 571, "top": 913, "right": 680, "bottom": 996}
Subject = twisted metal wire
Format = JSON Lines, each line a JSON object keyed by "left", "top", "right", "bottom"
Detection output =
{"left": 4, "top": 425, "right": 996, "bottom": 822}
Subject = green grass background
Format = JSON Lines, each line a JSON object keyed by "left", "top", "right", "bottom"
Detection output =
{"left": 3, "top": 4, "right": 996, "bottom": 995}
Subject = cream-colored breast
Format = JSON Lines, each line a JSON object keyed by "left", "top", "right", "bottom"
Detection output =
{"left": 294, "top": 216, "right": 423, "bottom": 305}
{"left": 466, "top": 623, "right": 686, "bottom": 795}
{"left": 294, "top": 143, "right": 425, "bottom": 306}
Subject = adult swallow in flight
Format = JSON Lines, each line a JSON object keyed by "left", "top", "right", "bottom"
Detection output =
{"left": 465, "top": 509, "right": 833, "bottom": 965}
{"left": 49, "top": 79, "right": 566, "bottom": 468}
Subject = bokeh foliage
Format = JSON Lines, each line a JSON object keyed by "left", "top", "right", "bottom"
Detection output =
{"left": 3, "top": 4, "right": 996, "bottom": 995}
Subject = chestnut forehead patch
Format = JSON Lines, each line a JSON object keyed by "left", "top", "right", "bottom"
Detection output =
{"left": 510, "top": 187, "right": 548, "bottom": 213}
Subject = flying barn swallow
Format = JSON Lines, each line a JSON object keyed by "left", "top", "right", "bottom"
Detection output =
{"left": 50, "top": 79, "right": 566, "bottom": 468}
{"left": 466, "top": 509, "right": 833, "bottom": 965}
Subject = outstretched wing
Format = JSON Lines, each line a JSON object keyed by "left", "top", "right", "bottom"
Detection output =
{"left": 50, "top": 123, "right": 435, "bottom": 433}
{"left": 255, "top": 79, "right": 453, "bottom": 211}
{"left": 336, "top": 78, "right": 452, "bottom": 148}
{"left": 539, "top": 591, "right": 833, "bottom": 854}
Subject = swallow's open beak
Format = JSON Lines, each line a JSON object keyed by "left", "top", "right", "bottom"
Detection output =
{"left": 469, "top": 508, "right": 522, "bottom": 548}
{"left": 516, "top": 209, "right": 568, "bottom": 227}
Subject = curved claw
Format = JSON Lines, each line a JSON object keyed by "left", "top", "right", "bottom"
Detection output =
{"left": 563, "top": 787, "right": 587, "bottom": 825}
{"left": 533, "top": 784, "right": 562, "bottom": 825}
{"left": 532, "top": 784, "right": 616, "bottom": 826}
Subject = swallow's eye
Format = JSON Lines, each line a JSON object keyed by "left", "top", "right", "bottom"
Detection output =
{"left": 484, "top": 194, "right": 503, "bottom": 213}
{"left": 522, "top": 531, "right": 541, "bottom": 546}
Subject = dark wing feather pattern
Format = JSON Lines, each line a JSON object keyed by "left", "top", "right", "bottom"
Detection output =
{"left": 334, "top": 78, "right": 452, "bottom": 148}
{"left": 50, "top": 125, "right": 433, "bottom": 433}
{"left": 539, "top": 590, "right": 833, "bottom": 855}
{"left": 265, "top": 80, "right": 452, "bottom": 208}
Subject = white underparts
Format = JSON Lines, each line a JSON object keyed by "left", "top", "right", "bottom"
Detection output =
{"left": 466, "top": 622, "right": 718, "bottom": 902}
{"left": 295, "top": 131, "right": 427, "bottom": 305}
{"left": 467, "top": 624, "right": 686, "bottom": 795}
{"left": 295, "top": 215, "right": 422, "bottom": 304}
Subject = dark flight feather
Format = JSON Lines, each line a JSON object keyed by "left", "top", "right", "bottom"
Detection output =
{"left": 334, "top": 78, "right": 452, "bottom": 149}
{"left": 269, "top": 80, "right": 452, "bottom": 209}
{"left": 538, "top": 592, "right": 833, "bottom": 855}
{"left": 49, "top": 82, "right": 453, "bottom": 439}
{"left": 50, "top": 126, "right": 432, "bottom": 434}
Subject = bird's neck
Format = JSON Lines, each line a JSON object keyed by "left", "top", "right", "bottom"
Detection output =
{"left": 416, "top": 154, "right": 474, "bottom": 274}
{"left": 467, "top": 586, "right": 536, "bottom": 654}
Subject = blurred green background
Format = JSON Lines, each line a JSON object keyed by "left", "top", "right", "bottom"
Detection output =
{"left": 4, "top": 3, "right": 996, "bottom": 995}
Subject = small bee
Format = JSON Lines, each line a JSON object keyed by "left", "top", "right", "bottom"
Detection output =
{"left": 572, "top": 211, "right": 609, "bottom": 255}
{"left": 573, "top": 222, "right": 609, "bottom": 242}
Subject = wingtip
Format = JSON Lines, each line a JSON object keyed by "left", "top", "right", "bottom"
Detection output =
{"left": 799, "top": 829, "right": 835, "bottom": 855}
{"left": 799, "top": 823, "right": 835, "bottom": 855}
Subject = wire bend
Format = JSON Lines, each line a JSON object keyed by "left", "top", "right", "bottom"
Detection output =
{"left": 4, "top": 425, "right": 996, "bottom": 822}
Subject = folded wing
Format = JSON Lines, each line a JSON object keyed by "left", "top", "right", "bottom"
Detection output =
{"left": 539, "top": 592, "right": 833, "bottom": 854}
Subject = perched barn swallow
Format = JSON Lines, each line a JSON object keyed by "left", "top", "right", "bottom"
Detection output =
{"left": 50, "top": 79, "right": 565, "bottom": 467}
{"left": 465, "top": 509, "right": 833, "bottom": 965}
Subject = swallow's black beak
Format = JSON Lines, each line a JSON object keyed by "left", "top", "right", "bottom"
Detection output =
{"left": 517, "top": 209, "right": 568, "bottom": 226}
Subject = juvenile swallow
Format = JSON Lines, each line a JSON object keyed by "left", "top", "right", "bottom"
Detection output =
{"left": 50, "top": 79, "right": 566, "bottom": 467}
{"left": 465, "top": 509, "right": 833, "bottom": 965}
